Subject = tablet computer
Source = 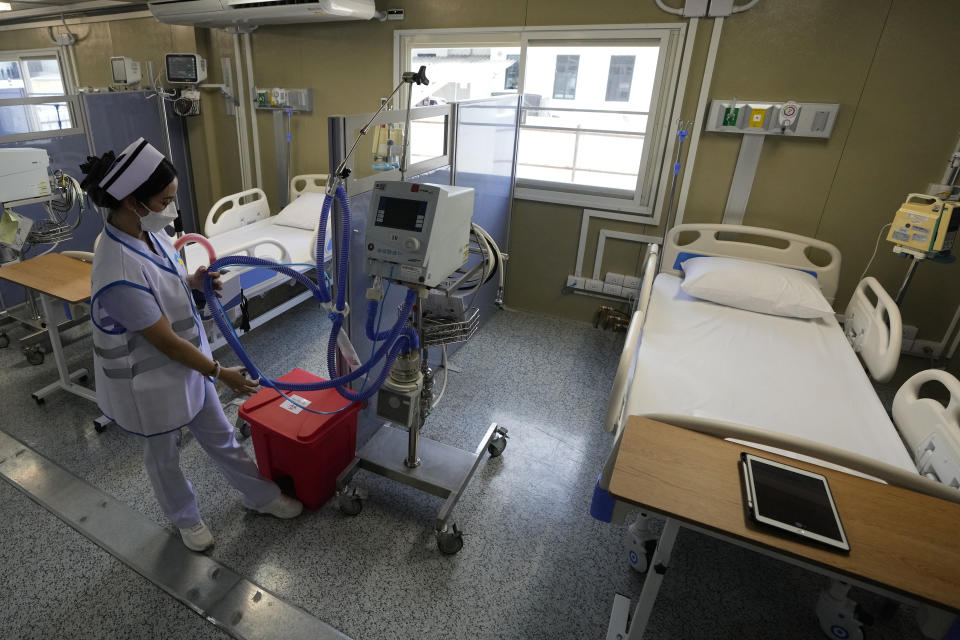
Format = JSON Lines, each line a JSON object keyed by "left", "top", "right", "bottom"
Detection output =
{"left": 740, "top": 452, "right": 850, "bottom": 552}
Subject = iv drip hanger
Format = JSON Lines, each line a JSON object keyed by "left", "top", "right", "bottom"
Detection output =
{"left": 326, "top": 66, "right": 430, "bottom": 196}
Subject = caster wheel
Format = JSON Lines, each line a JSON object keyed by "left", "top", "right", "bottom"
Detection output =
{"left": 487, "top": 434, "right": 507, "bottom": 457}
{"left": 436, "top": 523, "right": 464, "bottom": 555}
{"left": 0, "top": 333, "right": 9, "bottom": 349}
{"left": 25, "top": 347, "right": 44, "bottom": 366}
{"left": 94, "top": 421, "right": 108, "bottom": 433}
{"left": 235, "top": 420, "right": 251, "bottom": 440}
{"left": 338, "top": 496, "right": 362, "bottom": 516}
{"left": 33, "top": 395, "right": 45, "bottom": 406}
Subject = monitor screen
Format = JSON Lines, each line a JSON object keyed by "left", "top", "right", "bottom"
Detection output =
{"left": 167, "top": 55, "right": 197, "bottom": 82}
{"left": 375, "top": 196, "right": 427, "bottom": 232}
{"left": 750, "top": 458, "right": 842, "bottom": 541}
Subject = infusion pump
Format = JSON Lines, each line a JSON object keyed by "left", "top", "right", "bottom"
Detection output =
{"left": 887, "top": 193, "right": 959, "bottom": 256}
{"left": 365, "top": 181, "right": 474, "bottom": 288}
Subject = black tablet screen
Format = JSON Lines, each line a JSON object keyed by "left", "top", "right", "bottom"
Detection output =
{"left": 751, "top": 459, "right": 842, "bottom": 540}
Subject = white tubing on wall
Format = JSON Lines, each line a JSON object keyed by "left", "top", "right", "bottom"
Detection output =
{"left": 675, "top": 16, "right": 724, "bottom": 226}
{"left": 655, "top": 0, "right": 684, "bottom": 15}
{"left": 243, "top": 32, "right": 263, "bottom": 190}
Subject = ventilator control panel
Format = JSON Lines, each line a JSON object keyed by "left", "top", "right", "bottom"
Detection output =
{"left": 365, "top": 181, "right": 474, "bottom": 288}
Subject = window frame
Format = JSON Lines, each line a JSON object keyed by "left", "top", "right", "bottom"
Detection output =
{"left": 395, "top": 23, "right": 688, "bottom": 221}
{"left": 0, "top": 47, "right": 83, "bottom": 144}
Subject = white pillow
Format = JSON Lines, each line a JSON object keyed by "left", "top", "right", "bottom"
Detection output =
{"left": 273, "top": 193, "right": 326, "bottom": 230}
{"left": 679, "top": 256, "right": 834, "bottom": 319}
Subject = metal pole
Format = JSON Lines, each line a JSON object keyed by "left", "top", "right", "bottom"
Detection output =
{"left": 242, "top": 32, "right": 263, "bottom": 189}
{"left": 405, "top": 301, "right": 424, "bottom": 469}
{"left": 894, "top": 256, "right": 922, "bottom": 306}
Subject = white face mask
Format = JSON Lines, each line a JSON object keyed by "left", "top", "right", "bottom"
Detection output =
{"left": 137, "top": 200, "right": 178, "bottom": 233}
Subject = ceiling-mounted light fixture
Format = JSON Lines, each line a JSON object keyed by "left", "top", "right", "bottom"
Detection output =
{"left": 0, "top": 3, "right": 13, "bottom": 11}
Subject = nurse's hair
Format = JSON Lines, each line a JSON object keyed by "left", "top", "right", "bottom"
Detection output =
{"left": 79, "top": 152, "right": 178, "bottom": 210}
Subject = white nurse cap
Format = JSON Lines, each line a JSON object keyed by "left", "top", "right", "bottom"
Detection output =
{"left": 99, "top": 137, "right": 165, "bottom": 200}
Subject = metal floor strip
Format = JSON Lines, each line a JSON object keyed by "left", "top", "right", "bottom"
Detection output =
{"left": 0, "top": 429, "right": 350, "bottom": 640}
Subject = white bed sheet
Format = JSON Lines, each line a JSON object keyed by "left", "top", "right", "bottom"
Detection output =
{"left": 626, "top": 274, "right": 916, "bottom": 474}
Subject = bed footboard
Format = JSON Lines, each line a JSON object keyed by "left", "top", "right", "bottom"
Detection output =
{"left": 893, "top": 369, "right": 960, "bottom": 488}
{"left": 843, "top": 277, "right": 901, "bottom": 383}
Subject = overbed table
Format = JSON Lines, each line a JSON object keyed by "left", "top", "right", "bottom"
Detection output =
{"left": 605, "top": 416, "right": 960, "bottom": 639}
{"left": 0, "top": 254, "right": 110, "bottom": 431}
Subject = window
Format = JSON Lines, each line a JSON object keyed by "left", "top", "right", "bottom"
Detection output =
{"left": 606, "top": 55, "right": 635, "bottom": 102}
{"left": 504, "top": 54, "right": 519, "bottom": 91}
{"left": 408, "top": 44, "right": 521, "bottom": 107}
{"left": 397, "top": 25, "right": 686, "bottom": 218}
{"left": 0, "top": 50, "right": 76, "bottom": 141}
{"left": 552, "top": 54, "right": 579, "bottom": 100}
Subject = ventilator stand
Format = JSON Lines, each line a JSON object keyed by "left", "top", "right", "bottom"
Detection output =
{"left": 335, "top": 300, "right": 508, "bottom": 555}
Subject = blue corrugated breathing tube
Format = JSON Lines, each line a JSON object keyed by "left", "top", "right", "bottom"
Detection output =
{"left": 201, "top": 185, "right": 417, "bottom": 404}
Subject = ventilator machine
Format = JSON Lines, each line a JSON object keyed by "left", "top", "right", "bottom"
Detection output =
{"left": 203, "top": 65, "right": 508, "bottom": 554}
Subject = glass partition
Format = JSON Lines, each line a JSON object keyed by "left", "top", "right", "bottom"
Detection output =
{"left": 340, "top": 103, "right": 453, "bottom": 195}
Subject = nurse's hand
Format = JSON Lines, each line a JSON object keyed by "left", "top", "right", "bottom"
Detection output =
{"left": 219, "top": 366, "right": 259, "bottom": 395}
{"left": 188, "top": 266, "right": 222, "bottom": 296}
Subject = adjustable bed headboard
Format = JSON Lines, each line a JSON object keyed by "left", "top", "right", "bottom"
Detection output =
{"left": 663, "top": 224, "right": 842, "bottom": 303}
{"left": 290, "top": 174, "right": 329, "bottom": 199}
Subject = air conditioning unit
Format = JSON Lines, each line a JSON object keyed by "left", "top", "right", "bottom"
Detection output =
{"left": 148, "top": 0, "right": 381, "bottom": 28}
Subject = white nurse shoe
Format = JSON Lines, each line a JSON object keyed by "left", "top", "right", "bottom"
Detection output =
{"left": 257, "top": 494, "right": 303, "bottom": 519}
{"left": 179, "top": 520, "right": 214, "bottom": 552}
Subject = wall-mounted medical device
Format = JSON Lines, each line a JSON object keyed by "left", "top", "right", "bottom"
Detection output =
{"left": 254, "top": 88, "right": 313, "bottom": 112}
{"left": 364, "top": 181, "right": 474, "bottom": 288}
{"left": 887, "top": 193, "right": 959, "bottom": 256}
{"left": 165, "top": 53, "right": 207, "bottom": 84}
{"left": 706, "top": 99, "right": 840, "bottom": 138}
{"left": 0, "top": 148, "right": 51, "bottom": 203}
{"left": 110, "top": 56, "right": 141, "bottom": 86}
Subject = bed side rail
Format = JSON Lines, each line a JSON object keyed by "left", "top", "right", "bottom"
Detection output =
{"left": 893, "top": 369, "right": 960, "bottom": 488}
{"left": 662, "top": 224, "right": 842, "bottom": 303}
{"left": 603, "top": 245, "right": 659, "bottom": 434}
{"left": 218, "top": 237, "right": 292, "bottom": 264}
{"left": 842, "top": 276, "right": 901, "bottom": 383}
{"left": 290, "top": 174, "right": 329, "bottom": 199}
{"left": 204, "top": 188, "right": 270, "bottom": 237}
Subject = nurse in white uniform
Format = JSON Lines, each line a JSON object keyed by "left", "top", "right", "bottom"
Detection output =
{"left": 80, "top": 138, "right": 302, "bottom": 552}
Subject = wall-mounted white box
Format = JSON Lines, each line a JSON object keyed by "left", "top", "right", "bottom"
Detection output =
{"left": 622, "top": 275, "right": 641, "bottom": 290}
{"left": 605, "top": 272, "right": 625, "bottom": 286}
{"left": 584, "top": 279, "right": 604, "bottom": 292}
{"left": 603, "top": 283, "right": 623, "bottom": 297}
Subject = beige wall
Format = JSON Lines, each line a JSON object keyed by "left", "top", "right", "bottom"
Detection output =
{"left": 3, "top": 1, "right": 959, "bottom": 373}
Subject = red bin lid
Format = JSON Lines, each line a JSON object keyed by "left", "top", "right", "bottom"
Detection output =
{"left": 239, "top": 368, "right": 360, "bottom": 442}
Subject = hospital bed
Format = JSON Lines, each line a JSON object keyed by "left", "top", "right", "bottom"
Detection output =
{"left": 176, "top": 174, "right": 333, "bottom": 350}
{"left": 595, "top": 224, "right": 960, "bottom": 639}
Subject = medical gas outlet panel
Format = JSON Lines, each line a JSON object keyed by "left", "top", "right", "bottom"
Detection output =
{"left": 365, "top": 181, "right": 474, "bottom": 288}
{"left": 706, "top": 99, "right": 840, "bottom": 138}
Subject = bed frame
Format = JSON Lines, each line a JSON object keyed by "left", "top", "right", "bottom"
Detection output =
{"left": 598, "top": 223, "right": 960, "bottom": 640}
{"left": 197, "top": 174, "right": 328, "bottom": 351}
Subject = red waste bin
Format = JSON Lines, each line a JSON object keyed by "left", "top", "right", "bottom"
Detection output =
{"left": 240, "top": 368, "right": 360, "bottom": 510}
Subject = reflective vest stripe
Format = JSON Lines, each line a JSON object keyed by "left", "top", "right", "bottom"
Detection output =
{"left": 93, "top": 316, "right": 199, "bottom": 359}
{"left": 100, "top": 334, "right": 201, "bottom": 378}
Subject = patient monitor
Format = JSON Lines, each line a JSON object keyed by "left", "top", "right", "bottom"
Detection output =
{"left": 887, "top": 193, "right": 959, "bottom": 257}
{"left": 364, "top": 181, "right": 473, "bottom": 288}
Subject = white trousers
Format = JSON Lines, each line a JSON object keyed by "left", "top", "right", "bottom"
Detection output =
{"left": 142, "top": 381, "right": 279, "bottom": 528}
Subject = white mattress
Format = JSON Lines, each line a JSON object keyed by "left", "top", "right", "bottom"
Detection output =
{"left": 626, "top": 274, "right": 916, "bottom": 473}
